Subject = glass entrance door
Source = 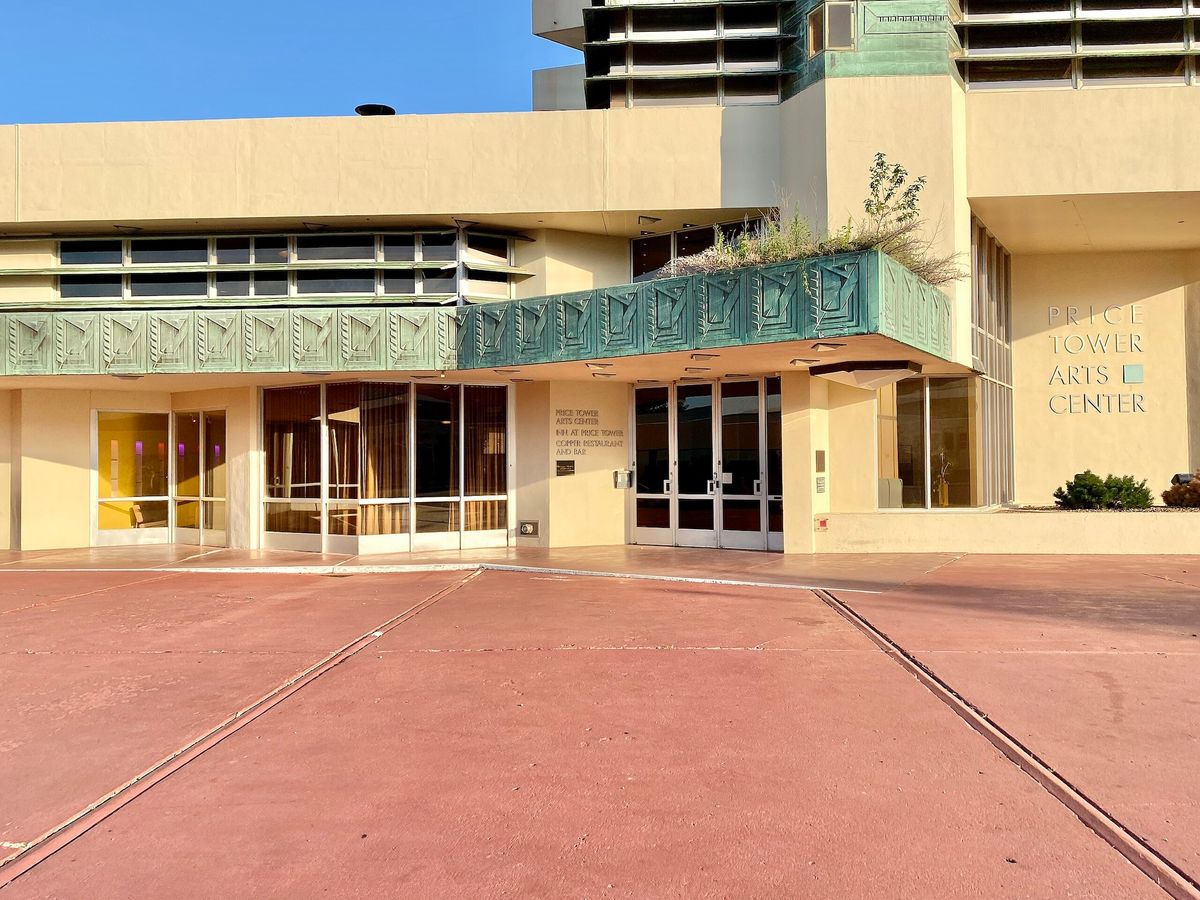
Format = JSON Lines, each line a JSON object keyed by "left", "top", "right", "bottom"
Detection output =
{"left": 718, "top": 381, "right": 764, "bottom": 550}
{"left": 632, "top": 380, "right": 783, "bottom": 552}
{"left": 174, "top": 411, "right": 227, "bottom": 547}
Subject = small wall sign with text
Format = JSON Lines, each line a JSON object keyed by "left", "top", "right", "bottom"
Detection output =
{"left": 1046, "top": 304, "right": 1146, "bottom": 415}
{"left": 554, "top": 407, "right": 627, "bottom": 457}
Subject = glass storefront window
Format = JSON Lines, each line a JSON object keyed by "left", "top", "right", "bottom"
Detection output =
{"left": 96, "top": 412, "right": 170, "bottom": 531}
{"left": 878, "top": 378, "right": 983, "bottom": 510}
{"left": 464, "top": 386, "right": 507, "bottom": 498}
{"left": 415, "top": 384, "right": 460, "bottom": 498}
{"left": 264, "top": 386, "right": 322, "bottom": 504}
{"left": 262, "top": 382, "right": 508, "bottom": 547}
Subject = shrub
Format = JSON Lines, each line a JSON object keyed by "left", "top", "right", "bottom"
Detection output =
{"left": 1053, "top": 471, "right": 1154, "bottom": 510}
{"left": 1163, "top": 475, "right": 1200, "bottom": 507}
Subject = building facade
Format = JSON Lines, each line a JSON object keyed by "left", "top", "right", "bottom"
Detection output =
{"left": 0, "top": 0, "right": 1197, "bottom": 556}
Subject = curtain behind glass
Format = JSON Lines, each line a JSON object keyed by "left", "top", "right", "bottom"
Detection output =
{"left": 464, "top": 386, "right": 507, "bottom": 497}
{"left": 362, "top": 383, "right": 409, "bottom": 499}
{"left": 264, "top": 386, "right": 321, "bottom": 499}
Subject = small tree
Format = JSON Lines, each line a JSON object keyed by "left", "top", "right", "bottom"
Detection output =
{"left": 864, "top": 152, "right": 928, "bottom": 227}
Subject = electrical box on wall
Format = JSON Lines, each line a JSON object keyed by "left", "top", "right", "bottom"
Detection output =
{"left": 815, "top": 517, "right": 829, "bottom": 532}
{"left": 614, "top": 469, "right": 633, "bottom": 489}
{"left": 518, "top": 521, "right": 539, "bottom": 537}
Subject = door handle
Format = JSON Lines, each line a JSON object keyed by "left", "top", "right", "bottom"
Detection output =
{"left": 753, "top": 479, "right": 762, "bottom": 497}
{"left": 706, "top": 479, "right": 717, "bottom": 496}
{"left": 663, "top": 480, "right": 672, "bottom": 495}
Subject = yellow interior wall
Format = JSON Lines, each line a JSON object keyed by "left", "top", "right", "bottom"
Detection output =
{"left": 1012, "top": 251, "right": 1200, "bottom": 505}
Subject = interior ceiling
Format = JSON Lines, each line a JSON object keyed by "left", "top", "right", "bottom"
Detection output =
{"left": 971, "top": 192, "right": 1200, "bottom": 255}
{"left": 0, "top": 209, "right": 772, "bottom": 241}
{"left": 0, "top": 336, "right": 967, "bottom": 394}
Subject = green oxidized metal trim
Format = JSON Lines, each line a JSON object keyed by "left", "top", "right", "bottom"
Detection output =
{"left": 0, "top": 251, "right": 951, "bottom": 376}
{"left": 457, "top": 250, "right": 952, "bottom": 369}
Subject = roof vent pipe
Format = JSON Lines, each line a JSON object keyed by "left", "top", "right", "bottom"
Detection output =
{"left": 354, "top": 103, "right": 396, "bottom": 116}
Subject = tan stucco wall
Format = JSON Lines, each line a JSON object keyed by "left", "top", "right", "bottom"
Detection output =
{"left": 819, "top": 76, "right": 972, "bottom": 368}
{"left": 513, "top": 380, "right": 628, "bottom": 549}
{"left": 1012, "top": 251, "right": 1200, "bottom": 506}
{"left": 781, "top": 372, "right": 828, "bottom": 554}
{"left": 547, "top": 381, "right": 628, "bottom": 548}
{"left": 0, "top": 109, "right": 777, "bottom": 229}
{"left": 826, "top": 382, "right": 877, "bottom": 514}
{"left": 516, "top": 229, "right": 630, "bottom": 298}
{"left": 0, "top": 390, "right": 11, "bottom": 550}
{"left": 514, "top": 382, "right": 551, "bottom": 548}
{"left": 968, "top": 87, "right": 1200, "bottom": 201}
{"left": 816, "top": 511, "right": 1200, "bottom": 555}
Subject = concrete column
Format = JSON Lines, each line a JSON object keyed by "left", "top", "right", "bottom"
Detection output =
{"left": 780, "top": 372, "right": 830, "bottom": 554}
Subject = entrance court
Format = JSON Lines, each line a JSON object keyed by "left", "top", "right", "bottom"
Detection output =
{"left": 1, "top": 548, "right": 1197, "bottom": 898}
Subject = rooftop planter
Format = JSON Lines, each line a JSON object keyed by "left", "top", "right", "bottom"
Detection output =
{"left": 456, "top": 249, "right": 952, "bottom": 369}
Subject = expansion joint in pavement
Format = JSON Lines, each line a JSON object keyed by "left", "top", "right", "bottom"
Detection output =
{"left": 813, "top": 589, "right": 1200, "bottom": 900}
{"left": 0, "top": 568, "right": 481, "bottom": 890}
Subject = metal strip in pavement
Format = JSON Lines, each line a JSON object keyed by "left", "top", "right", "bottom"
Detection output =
{"left": 0, "top": 570, "right": 480, "bottom": 888}
{"left": 0, "top": 562, "right": 882, "bottom": 594}
{"left": 814, "top": 588, "right": 1200, "bottom": 900}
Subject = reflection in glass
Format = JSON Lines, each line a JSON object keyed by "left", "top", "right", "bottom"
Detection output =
{"left": 878, "top": 380, "right": 927, "bottom": 509}
{"left": 929, "top": 378, "right": 980, "bottom": 508}
{"left": 678, "top": 499, "right": 714, "bottom": 530}
{"left": 176, "top": 499, "right": 201, "bottom": 529}
{"left": 721, "top": 381, "right": 759, "bottom": 495}
{"left": 415, "top": 502, "right": 458, "bottom": 533}
{"left": 264, "top": 387, "right": 321, "bottom": 508}
{"left": 176, "top": 412, "right": 202, "bottom": 498}
{"left": 415, "top": 384, "right": 459, "bottom": 497}
{"left": 635, "top": 387, "right": 669, "bottom": 494}
{"left": 464, "top": 386, "right": 507, "bottom": 496}
{"left": 130, "top": 239, "right": 207, "bottom": 264}
{"left": 264, "top": 501, "right": 321, "bottom": 534}
{"left": 98, "top": 500, "right": 169, "bottom": 530}
{"left": 676, "top": 384, "right": 713, "bottom": 496}
{"left": 215, "top": 238, "right": 251, "bottom": 265}
{"left": 360, "top": 503, "right": 409, "bottom": 536}
{"left": 61, "top": 276, "right": 122, "bottom": 298}
{"left": 296, "top": 270, "right": 375, "bottom": 294}
{"left": 254, "top": 237, "right": 289, "bottom": 264}
{"left": 97, "top": 412, "right": 170, "bottom": 500}
{"left": 636, "top": 498, "right": 670, "bottom": 529}
{"left": 465, "top": 500, "right": 506, "bottom": 531}
{"left": 130, "top": 274, "right": 207, "bottom": 297}
{"left": 204, "top": 412, "right": 227, "bottom": 499}
{"left": 765, "top": 377, "right": 782, "bottom": 527}
{"left": 295, "top": 235, "right": 374, "bottom": 261}
{"left": 61, "top": 240, "right": 122, "bottom": 266}
{"left": 421, "top": 233, "right": 457, "bottom": 261}
{"left": 254, "top": 273, "right": 288, "bottom": 296}
{"left": 362, "top": 383, "right": 409, "bottom": 500}
{"left": 216, "top": 274, "right": 250, "bottom": 297}
{"left": 326, "top": 383, "right": 361, "bottom": 501}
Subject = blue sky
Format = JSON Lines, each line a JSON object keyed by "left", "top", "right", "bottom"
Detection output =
{"left": 0, "top": 1, "right": 583, "bottom": 124}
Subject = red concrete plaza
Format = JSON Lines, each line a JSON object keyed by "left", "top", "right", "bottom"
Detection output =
{"left": 1, "top": 548, "right": 1197, "bottom": 898}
